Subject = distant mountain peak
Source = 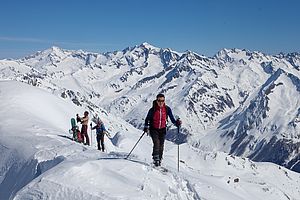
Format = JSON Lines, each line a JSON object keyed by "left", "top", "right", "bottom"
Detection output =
{"left": 135, "top": 42, "right": 162, "bottom": 52}
{"left": 139, "top": 42, "right": 156, "bottom": 49}
{"left": 50, "top": 46, "right": 63, "bottom": 52}
{"left": 35, "top": 46, "right": 67, "bottom": 58}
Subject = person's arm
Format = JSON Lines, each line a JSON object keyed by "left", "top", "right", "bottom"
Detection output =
{"left": 144, "top": 108, "right": 152, "bottom": 127}
{"left": 167, "top": 107, "right": 182, "bottom": 127}
{"left": 144, "top": 108, "right": 152, "bottom": 133}
{"left": 101, "top": 124, "right": 107, "bottom": 132}
{"left": 101, "top": 124, "right": 111, "bottom": 137}
{"left": 81, "top": 116, "right": 88, "bottom": 123}
{"left": 76, "top": 114, "right": 81, "bottom": 123}
{"left": 167, "top": 106, "right": 176, "bottom": 125}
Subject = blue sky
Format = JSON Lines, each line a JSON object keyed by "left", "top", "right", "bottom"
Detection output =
{"left": 0, "top": 0, "right": 299, "bottom": 59}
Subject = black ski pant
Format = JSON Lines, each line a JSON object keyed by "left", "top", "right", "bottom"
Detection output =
{"left": 96, "top": 133, "right": 105, "bottom": 152}
{"left": 81, "top": 125, "right": 90, "bottom": 145}
{"left": 150, "top": 128, "right": 166, "bottom": 161}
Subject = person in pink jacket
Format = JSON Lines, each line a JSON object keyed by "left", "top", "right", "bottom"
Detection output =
{"left": 144, "top": 94, "right": 182, "bottom": 166}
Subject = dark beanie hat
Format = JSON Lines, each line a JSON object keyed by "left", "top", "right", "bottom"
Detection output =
{"left": 156, "top": 93, "right": 165, "bottom": 98}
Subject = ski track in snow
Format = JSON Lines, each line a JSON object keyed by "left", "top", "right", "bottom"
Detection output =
{"left": 97, "top": 152, "right": 202, "bottom": 199}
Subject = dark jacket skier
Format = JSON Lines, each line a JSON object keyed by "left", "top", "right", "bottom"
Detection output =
{"left": 92, "top": 119, "right": 109, "bottom": 152}
{"left": 144, "top": 93, "right": 182, "bottom": 166}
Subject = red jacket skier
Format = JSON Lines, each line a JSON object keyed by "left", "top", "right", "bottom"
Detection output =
{"left": 144, "top": 93, "right": 182, "bottom": 166}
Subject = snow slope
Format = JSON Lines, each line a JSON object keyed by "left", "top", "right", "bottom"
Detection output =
{"left": 0, "top": 80, "right": 299, "bottom": 200}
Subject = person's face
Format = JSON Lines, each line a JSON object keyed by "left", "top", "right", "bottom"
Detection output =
{"left": 156, "top": 97, "right": 165, "bottom": 107}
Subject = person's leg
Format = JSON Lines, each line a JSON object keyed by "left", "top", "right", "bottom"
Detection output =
{"left": 158, "top": 128, "right": 167, "bottom": 162}
{"left": 82, "top": 125, "right": 89, "bottom": 145}
{"left": 96, "top": 134, "right": 101, "bottom": 150}
{"left": 77, "top": 130, "right": 82, "bottom": 143}
{"left": 81, "top": 126, "right": 86, "bottom": 144}
{"left": 150, "top": 129, "right": 160, "bottom": 166}
{"left": 100, "top": 134, "right": 105, "bottom": 152}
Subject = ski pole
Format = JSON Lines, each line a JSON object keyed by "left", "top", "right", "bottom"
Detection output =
{"left": 105, "top": 131, "right": 111, "bottom": 138}
{"left": 125, "top": 131, "right": 146, "bottom": 159}
{"left": 177, "top": 117, "right": 181, "bottom": 172}
{"left": 90, "top": 123, "right": 93, "bottom": 147}
{"left": 177, "top": 126, "right": 180, "bottom": 172}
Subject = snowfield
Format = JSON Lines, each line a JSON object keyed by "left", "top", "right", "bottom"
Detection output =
{"left": 0, "top": 80, "right": 300, "bottom": 200}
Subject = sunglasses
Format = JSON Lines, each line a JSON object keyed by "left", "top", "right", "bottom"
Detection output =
{"left": 157, "top": 99, "right": 165, "bottom": 102}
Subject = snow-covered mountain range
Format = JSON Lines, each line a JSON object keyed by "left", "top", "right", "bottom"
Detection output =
{"left": 1, "top": 43, "right": 299, "bottom": 173}
{"left": 0, "top": 80, "right": 299, "bottom": 200}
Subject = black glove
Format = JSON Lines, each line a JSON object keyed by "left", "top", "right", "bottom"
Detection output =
{"left": 143, "top": 126, "right": 149, "bottom": 135}
{"left": 76, "top": 114, "right": 81, "bottom": 123}
{"left": 176, "top": 119, "right": 182, "bottom": 127}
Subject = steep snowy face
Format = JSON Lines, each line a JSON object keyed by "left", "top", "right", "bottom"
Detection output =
{"left": 1, "top": 43, "right": 300, "bottom": 172}
{"left": 197, "top": 68, "right": 300, "bottom": 172}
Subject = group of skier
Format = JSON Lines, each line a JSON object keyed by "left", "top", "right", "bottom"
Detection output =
{"left": 70, "top": 93, "right": 182, "bottom": 167}
{"left": 71, "top": 111, "right": 109, "bottom": 152}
